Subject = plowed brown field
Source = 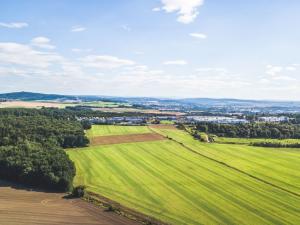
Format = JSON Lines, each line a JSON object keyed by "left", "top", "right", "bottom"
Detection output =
{"left": 0, "top": 180, "right": 139, "bottom": 225}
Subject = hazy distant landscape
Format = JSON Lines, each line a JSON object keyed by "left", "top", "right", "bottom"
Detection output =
{"left": 0, "top": 91, "right": 300, "bottom": 224}
{"left": 1, "top": 0, "right": 300, "bottom": 224}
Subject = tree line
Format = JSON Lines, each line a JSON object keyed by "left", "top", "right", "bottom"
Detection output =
{"left": 195, "top": 122, "right": 300, "bottom": 139}
{"left": 0, "top": 108, "right": 90, "bottom": 191}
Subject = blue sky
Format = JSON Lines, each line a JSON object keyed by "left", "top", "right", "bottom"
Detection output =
{"left": 0, "top": 0, "right": 300, "bottom": 100}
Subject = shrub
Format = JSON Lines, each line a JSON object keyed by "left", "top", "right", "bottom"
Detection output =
{"left": 72, "top": 185, "right": 86, "bottom": 197}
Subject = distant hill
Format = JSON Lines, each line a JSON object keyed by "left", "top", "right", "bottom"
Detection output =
{"left": 0, "top": 91, "right": 300, "bottom": 112}
{"left": 0, "top": 92, "right": 78, "bottom": 101}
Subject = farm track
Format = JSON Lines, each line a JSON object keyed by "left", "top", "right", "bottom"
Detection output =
{"left": 90, "top": 133, "right": 166, "bottom": 145}
{"left": 149, "top": 127, "right": 300, "bottom": 198}
{"left": 0, "top": 180, "right": 140, "bottom": 225}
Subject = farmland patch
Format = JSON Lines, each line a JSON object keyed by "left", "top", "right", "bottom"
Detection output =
{"left": 0, "top": 180, "right": 139, "bottom": 225}
{"left": 90, "top": 133, "right": 166, "bottom": 145}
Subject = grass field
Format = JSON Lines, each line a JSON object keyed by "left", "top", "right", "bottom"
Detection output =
{"left": 86, "top": 125, "right": 151, "bottom": 138}
{"left": 214, "top": 136, "right": 300, "bottom": 145}
{"left": 68, "top": 125, "right": 300, "bottom": 225}
{"left": 153, "top": 127, "right": 300, "bottom": 196}
{"left": 159, "top": 120, "right": 175, "bottom": 125}
{"left": 80, "top": 101, "right": 131, "bottom": 108}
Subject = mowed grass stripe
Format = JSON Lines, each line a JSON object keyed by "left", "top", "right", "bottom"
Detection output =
{"left": 153, "top": 127, "right": 300, "bottom": 195}
{"left": 141, "top": 142, "right": 300, "bottom": 224}
{"left": 68, "top": 140, "right": 300, "bottom": 225}
{"left": 119, "top": 143, "right": 233, "bottom": 225}
{"left": 86, "top": 125, "right": 151, "bottom": 138}
{"left": 106, "top": 144, "right": 217, "bottom": 225}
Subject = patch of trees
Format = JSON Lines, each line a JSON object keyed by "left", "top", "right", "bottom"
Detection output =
{"left": 0, "top": 108, "right": 89, "bottom": 191}
{"left": 195, "top": 122, "right": 300, "bottom": 139}
{"left": 251, "top": 142, "right": 300, "bottom": 148}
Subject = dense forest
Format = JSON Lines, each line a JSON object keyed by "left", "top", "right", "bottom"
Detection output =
{"left": 195, "top": 122, "right": 300, "bottom": 139}
{"left": 0, "top": 108, "right": 89, "bottom": 191}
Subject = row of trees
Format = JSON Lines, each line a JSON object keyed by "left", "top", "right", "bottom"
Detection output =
{"left": 0, "top": 108, "right": 90, "bottom": 191}
{"left": 196, "top": 122, "right": 300, "bottom": 139}
{"left": 251, "top": 142, "right": 300, "bottom": 148}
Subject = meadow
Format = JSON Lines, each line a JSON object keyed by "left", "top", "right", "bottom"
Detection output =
{"left": 85, "top": 125, "right": 151, "bottom": 138}
{"left": 68, "top": 125, "right": 300, "bottom": 225}
{"left": 153, "top": 127, "right": 300, "bottom": 196}
{"left": 80, "top": 101, "right": 131, "bottom": 108}
{"left": 214, "top": 136, "right": 300, "bottom": 145}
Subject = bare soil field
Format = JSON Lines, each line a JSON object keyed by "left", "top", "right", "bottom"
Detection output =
{"left": 0, "top": 101, "right": 70, "bottom": 108}
{"left": 90, "top": 133, "right": 166, "bottom": 145}
{"left": 0, "top": 180, "right": 139, "bottom": 225}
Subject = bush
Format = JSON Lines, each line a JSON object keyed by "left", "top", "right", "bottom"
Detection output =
{"left": 72, "top": 185, "right": 86, "bottom": 197}
{"left": 105, "top": 205, "right": 116, "bottom": 212}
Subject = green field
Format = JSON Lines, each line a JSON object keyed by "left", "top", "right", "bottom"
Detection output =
{"left": 86, "top": 125, "right": 151, "bottom": 138}
{"left": 68, "top": 125, "right": 300, "bottom": 225}
{"left": 159, "top": 120, "right": 175, "bottom": 125}
{"left": 214, "top": 136, "right": 300, "bottom": 145}
{"left": 80, "top": 101, "right": 131, "bottom": 108}
{"left": 153, "top": 127, "right": 300, "bottom": 196}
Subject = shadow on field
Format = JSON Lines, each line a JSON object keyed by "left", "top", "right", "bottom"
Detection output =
{"left": 0, "top": 179, "right": 66, "bottom": 195}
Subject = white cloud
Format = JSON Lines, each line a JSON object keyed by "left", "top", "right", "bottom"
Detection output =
{"left": 260, "top": 64, "right": 298, "bottom": 86}
{"left": 265, "top": 65, "right": 283, "bottom": 76}
{"left": 259, "top": 78, "right": 269, "bottom": 84}
{"left": 125, "top": 65, "right": 149, "bottom": 71}
{"left": 158, "top": 0, "right": 204, "bottom": 24}
{"left": 272, "top": 76, "right": 296, "bottom": 81}
{"left": 266, "top": 64, "right": 297, "bottom": 77}
{"left": 0, "top": 22, "right": 28, "bottom": 28}
{"left": 71, "top": 25, "right": 86, "bottom": 32}
{"left": 31, "top": 36, "right": 55, "bottom": 50}
{"left": 286, "top": 66, "right": 296, "bottom": 71}
{"left": 196, "top": 67, "right": 227, "bottom": 73}
{"left": 189, "top": 32, "right": 207, "bottom": 39}
{"left": 71, "top": 48, "right": 92, "bottom": 53}
{"left": 152, "top": 7, "right": 161, "bottom": 12}
{"left": 163, "top": 60, "right": 188, "bottom": 65}
{"left": 122, "top": 65, "right": 164, "bottom": 77}
{"left": 80, "top": 55, "right": 135, "bottom": 69}
{"left": 0, "top": 42, "right": 62, "bottom": 68}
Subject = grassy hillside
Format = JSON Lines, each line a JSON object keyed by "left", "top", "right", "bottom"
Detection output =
{"left": 86, "top": 125, "right": 151, "bottom": 138}
{"left": 68, "top": 125, "right": 300, "bottom": 225}
{"left": 153, "top": 127, "right": 300, "bottom": 196}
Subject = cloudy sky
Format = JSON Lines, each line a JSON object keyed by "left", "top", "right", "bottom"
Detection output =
{"left": 0, "top": 0, "right": 300, "bottom": 100}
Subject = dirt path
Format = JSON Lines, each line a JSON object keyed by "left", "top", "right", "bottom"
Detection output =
{"left": 0, "top": 180, "right": 140, "bottom": 225}
{"left": 90, "top": 133, "right": 166, "bottom": 146}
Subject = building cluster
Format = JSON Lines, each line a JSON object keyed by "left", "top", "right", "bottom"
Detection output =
{"left": 77, "top": 115, "right": 291, "bottom": 125}
{"left": 185, "top": 116, "right": 249, "bottom": 124}
{"left": 258, "top": 116, "right": 289, "bottom": 123}
{"left": 77, "top": 116, "right": 177, "bottom": 125}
